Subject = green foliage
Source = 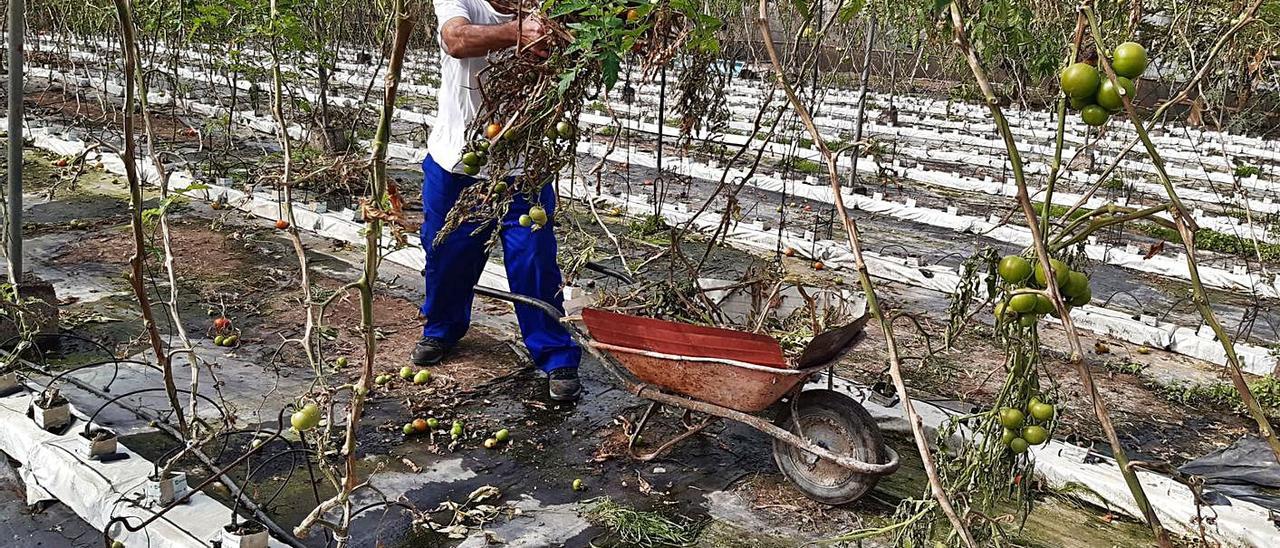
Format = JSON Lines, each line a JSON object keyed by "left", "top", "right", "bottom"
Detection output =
{"left": 582, "top": 497, "right": 701, "bottom": 547}
{"left": 1234, "top": 163, "right": 1262, "bottom": 178}
{"left": 552, "top": 0, "right": 719, "bottom": 93}
{"left": 1155, "top": 376, "right": 1280, "bottom": 418}
{"left": 777, "top": 156, "right": 823, "bottom": 174}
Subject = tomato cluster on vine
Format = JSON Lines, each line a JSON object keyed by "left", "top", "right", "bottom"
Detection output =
{"left": 1060, "top": 41, "right": 1148, "bottom": 127}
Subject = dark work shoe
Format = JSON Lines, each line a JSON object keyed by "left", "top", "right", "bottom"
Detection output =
{"left": 411, "top": 337, "right": 450, "bottom": 366}
{"left": 548, "top": 368, "right": 583, "bottom": 402}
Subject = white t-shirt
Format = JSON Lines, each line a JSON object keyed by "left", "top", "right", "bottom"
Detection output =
{"left": 428, "top": 0, "right": 513, "bottom": 172}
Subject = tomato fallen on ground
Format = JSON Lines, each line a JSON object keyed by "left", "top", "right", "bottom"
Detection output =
{"left": 275, "top": 219, "right": 290, "bottom": 230}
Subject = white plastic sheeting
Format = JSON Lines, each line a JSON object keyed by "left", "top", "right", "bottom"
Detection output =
{"left": 0, "top": 390, "right": 287, "bottom": 547}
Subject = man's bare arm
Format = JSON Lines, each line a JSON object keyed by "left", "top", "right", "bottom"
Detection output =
{"left": 439, "top": 16, "right": 549, "bottom": 59}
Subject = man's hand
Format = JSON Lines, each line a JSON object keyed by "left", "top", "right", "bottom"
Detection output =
{"left": 514, "top": 15, "right": 551, "bottom": 58}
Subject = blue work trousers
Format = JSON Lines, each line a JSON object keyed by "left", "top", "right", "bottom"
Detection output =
{"left": 418, "top": 155, "right": 581, "bottom": 372}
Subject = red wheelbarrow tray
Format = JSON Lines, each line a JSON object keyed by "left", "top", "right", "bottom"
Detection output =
{"left": 581, "top": 308, "right": 871, "bottom": 413}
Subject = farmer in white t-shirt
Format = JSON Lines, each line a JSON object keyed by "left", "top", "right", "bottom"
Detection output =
{"left": 414, "top": 0, "right": 582, "bottom": 401}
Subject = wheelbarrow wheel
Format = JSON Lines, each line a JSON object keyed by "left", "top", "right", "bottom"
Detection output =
{"left": 772, "top": 389, "right": 887, "bottom": 505}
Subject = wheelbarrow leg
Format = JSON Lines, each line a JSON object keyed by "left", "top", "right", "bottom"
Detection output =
{"left": 626, "top": 401, "right": 719, "bottom": 462}
{"left": 626, "top": 401, "right": 661, "bottom": 452}
{"left": 629, "top": 416, "right": 717, "bottom": 462}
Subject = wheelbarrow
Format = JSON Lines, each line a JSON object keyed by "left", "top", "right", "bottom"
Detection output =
{"left": 474, "top": 281, "right": 899, "bottom": 504}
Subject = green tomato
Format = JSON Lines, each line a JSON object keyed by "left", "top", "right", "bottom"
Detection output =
{"left": 291, "top": 403, "right": 321, "bottom": 431}
{"left": 492, "top": 181, "right": 508, "bottom": 194}
{"left": 572, "top": 478, "right": 585, "bottom": 491}
{"left": 403, "top": 423, "right": 416, "bottom": 435}
{"left": 1034, "top": 258, "right": 1070, "bottom": 288}
{"left": 1062, "top": 271, "right": 1089, "bottom": 297}
{"left": 426, "top": 417, "right": 440, "bottom": 430}
{"left": 555, "top": 121, "right": 575, "bottom": 140}
{"left": 1096, "top": 76, "right": 1136, "bottom": 112}
{"left": 529, "top": 206, "right": 549, "bottom": 225}
{"left": 1030, "top": 401, "right": 1056, "bottom": 422}
{"left": 1068, "top": 286, "right": 1092, "bottom": 307}
{"left": 413, "top": 370, "right": 431, "bottom": 385}
{"left": 1000, "top": 427, "right": 1017, "bottom": 445}
{"left": 1060, "top": 62, "right": 1101, "bottom": 99}
{"left": 1022, "top": 425, "right": 1049, "bottom": 445}
{"left": 336, "top": 356, "right": 348, "bottom": 368}
{"left": 518, "top": 214, "right": 533, "bottom": 228}
{"left": 997, "top": 255, "right": 1032, "bottom": 283}
{"left": 461, "top": 151, "right": 481, "bottom": 167}
{"left": 495, "top": 428, "right": 510, "bottom": 442}
{"left": 483, "top": 437, "right": 498, "bottom": 449}
{"left": 1034, "top": 294, "right": 1055, "bottom": 315}
{"left": 1081, "top": 104, "right": 1110, "bottom": 127}
{"left": 400, "top": 366, "right": 414, "bottom": 379}
{"left": 1008, "top": 293, "right": 1038, "bottom": 314}
{"left": 462, "top": 163, "right": 481, "bottom": 176}
{"left": 213, "top": 335, "right": 226, "bottom": 346}
{"left": 1111, "top": 42, "right": 1148, "bottom": 79}
{"left": 1068, "top": 94, "right": 1094, "bottom": 110}
{"left": 998, "top": 407, "right": 1025, "bottom": 429}
{"left": 1009, "top": 437, "right": 1029, "bottom": 454}
{"left": 1018, "top": 314, "right": 1039, "bottom": 328}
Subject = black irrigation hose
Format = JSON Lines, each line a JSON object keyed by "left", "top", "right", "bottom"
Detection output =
{"left": 350, "top": 499, "right": 415, "bottom": 520}
{"left": 82, "top": 387, "right": 228, "bottom": 442}
{"left": 209, "top": 426, "right": 296, "bottom": 465}
{"left": 230, "top": 448, "right": 314, "bottom": 524}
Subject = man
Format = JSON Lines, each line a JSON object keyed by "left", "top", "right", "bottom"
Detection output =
{"left": 412, "top": 0, "right": 583, "bottom": 401}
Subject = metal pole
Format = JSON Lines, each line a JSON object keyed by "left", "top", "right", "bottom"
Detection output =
{"left": 7, "top": 0, "right": 24, "bottom": 284}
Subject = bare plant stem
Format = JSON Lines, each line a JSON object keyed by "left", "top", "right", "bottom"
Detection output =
{"left": 946, "top": 3, "right": 1171, "bottom": 545}
{"left": 112, "top": 0, "right": 188, "bottom": 438}
{"left": 269, "top": 0, "right": 320, "bottom": 373}
{"left": 1039, "top": 15, "right": 1086, "bottom": 238}
{"left": 293, "top": 2, "right": 413, "bottom": 544}
{"left": 757, "top": 3, "right": 977, "bottom": 546}
{"left": 128, "top": 4, "right": 220, "bottom": 432}
{"left": 1082, "top": 5, "right": 1280, "bottom": 465}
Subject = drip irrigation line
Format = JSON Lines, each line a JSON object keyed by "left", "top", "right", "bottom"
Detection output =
{"left": 6, "top": 352, "right": 307, "bottom": 548}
